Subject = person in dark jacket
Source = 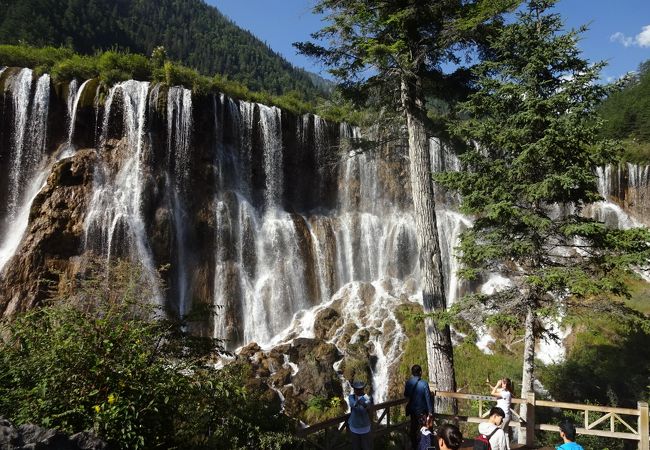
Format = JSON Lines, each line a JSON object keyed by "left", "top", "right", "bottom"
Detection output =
{"left": 404, "top": 364, "right": 433, "bottom": 450}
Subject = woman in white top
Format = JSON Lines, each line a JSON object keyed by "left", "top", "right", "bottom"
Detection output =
{"left": 490, "top": 378, "right": 513, "bottom": 432}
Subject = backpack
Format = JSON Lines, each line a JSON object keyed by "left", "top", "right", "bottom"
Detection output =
{"left": 472, "top": 427, "right": 499, "bottom": 450}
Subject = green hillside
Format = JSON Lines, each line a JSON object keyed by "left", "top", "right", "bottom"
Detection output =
{"left": 0, "top": 0, "right": 325, "bottom": 97}
{"left": 599, "top": 60, "right": 650, "bottom": 162}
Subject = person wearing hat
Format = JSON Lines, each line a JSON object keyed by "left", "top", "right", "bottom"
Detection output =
{"left": 556, "top": 420, "right": 584, "bottom": 450}
{"left": 348, "top": 380, "right": 373, "bottom": 450}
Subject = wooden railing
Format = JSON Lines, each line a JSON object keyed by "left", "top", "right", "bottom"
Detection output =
{"left": 434, "top": 390, "right": 649, "bottom": 449}
{"left": 295, "top": 398, "right": 409, "bottom": 450}
{"left": 295, "top": 389, "right": 650, "bottom": 450}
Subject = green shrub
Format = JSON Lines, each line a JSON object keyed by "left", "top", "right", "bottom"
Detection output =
{"left": 50, "top": 54, "right": 99, "bottom": 81}
{"left": 98, "top": 51, "right": 151, "bottom": 85}
{"left": 303, "top": 395, "right": 346, "bottom": 424}
{"left": 0, "top": 259, "right": 296, "bottom": 450}
{"left": 0, "top": 44, "right": 73, "bottom": 71}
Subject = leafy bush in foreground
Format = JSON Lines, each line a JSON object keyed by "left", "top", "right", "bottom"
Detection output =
{"left": 0, "top": 260, "right": 296, "bottom": 450}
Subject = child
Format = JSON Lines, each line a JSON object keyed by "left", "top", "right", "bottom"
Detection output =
{"left": 436, "top": 424, "right": 463, "bottom": 450}
{"left": 417, "top": 414, "right": 434, "bottom": 450}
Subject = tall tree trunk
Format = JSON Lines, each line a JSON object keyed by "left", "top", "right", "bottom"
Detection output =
{"left": 518, "top": 303, "right": 536, "bottom": 444}
{"left": 401, "top": 75, "right": 456, "bottom": 412}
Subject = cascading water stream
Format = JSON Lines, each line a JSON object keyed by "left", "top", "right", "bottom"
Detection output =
{"left": 166, "top": 86, "right": 193, "bottom": 317}
{"left": 0, "top": 73, "right": 51, "bottom": 272}
{"left": 259, "top": 104, "right": 283, "bottom": 210}
{"left": 66, "top": 79, "right": 92, "bottom": 151}
{"left": 7, "top": 68, "right": 34, "bottom": 219}
{"left": 84, "top": 80, "right": 161, "bottom": 302}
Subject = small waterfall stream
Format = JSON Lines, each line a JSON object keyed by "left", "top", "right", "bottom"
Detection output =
{"left": 0, "top": 71, "right": 50, "bottom": 272}
{"left": 166, "top": 86, "right": 193, "bottom": 316}
{"left": 66, "top": 79, "right": 92, "bottom": 150}
{"left": 7, "top": 68, "right": 34, "bottom": 220}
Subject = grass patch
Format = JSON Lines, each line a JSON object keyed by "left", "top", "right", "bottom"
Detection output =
{"left": 624, "top": 276, "right": 650, "bottom": 314}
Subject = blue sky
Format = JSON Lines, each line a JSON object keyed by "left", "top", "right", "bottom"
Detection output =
{"left": 208, "top": 0, "right": 650, "bottom": 82}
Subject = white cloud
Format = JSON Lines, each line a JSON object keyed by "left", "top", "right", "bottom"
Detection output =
{"left": 610, "top": 31, "right": 634, "bottom": 47}
{"left": 637, "top": 25, "right": 650, "bottom": 47}
{"left": 610, "top": 25, "right": 650, "bottom": 48}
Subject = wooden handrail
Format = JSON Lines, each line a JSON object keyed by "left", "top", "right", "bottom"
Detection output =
{"left": 297, "top": 398, "right": 408, "bottom": 438}
{"left": 296, "top": 390, "right": 649, "bottom": 450}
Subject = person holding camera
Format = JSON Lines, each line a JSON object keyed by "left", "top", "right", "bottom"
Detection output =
{"left": 348, "top": 380, "right": 373, "bottom": 450}
{"left": 489, "top": 377, "right": 513, "bottom": 432}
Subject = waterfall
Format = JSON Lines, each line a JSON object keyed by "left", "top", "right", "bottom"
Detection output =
{"left": 259, "top": 104, "right": 283, "bottom": 209}
{"left": 166, "top": 86, "right": 193, "bottom": 317}
{"left": 238, "top": 101, "right": 254, "bottom": 196}
{"left": 84, "top": 80, "right": 160, "bottom": 301}
{"left": 167, "top": 86, "right": 193, "bottom": 189}
{"left": 67, "top": 79, "right": 92, "bottom": 149}
{"left": 436, "top": 210, "right": 472, "bottom": 306}
{"left": 66, "top": 79, "right": 79, "bottom": 137}
{"left": 0, "top": 72, "right": 50, "bottom": 272}
{"left": 592, "top": 164, "right": 641, "bottom": 229}
{"left": 7, "top": 68, "right": 34, "bottom": 219}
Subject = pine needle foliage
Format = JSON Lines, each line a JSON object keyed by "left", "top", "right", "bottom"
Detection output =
{"left": 438, "top": 0, "right": 650, "bottom": 336}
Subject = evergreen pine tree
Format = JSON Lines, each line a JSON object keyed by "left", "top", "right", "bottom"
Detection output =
{"left": 437, "top": 1, "right": 650, "bottom": 440}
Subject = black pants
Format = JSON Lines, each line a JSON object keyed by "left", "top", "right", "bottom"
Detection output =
{"left": 409, "top": 414, "right": 423, "bottom": 450}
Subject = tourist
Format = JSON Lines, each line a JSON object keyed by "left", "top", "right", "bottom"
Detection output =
{"left": 404, "top": 364, "right": 434, "bottom": 450}
{"left": 436, "top": 423, "right": 463, "bottom": 450}
{"left": 477, "top": 407, "right": 510, "bottom": 450}
{"left": 348, "top": 380, "right": 373, "bottom": 450}
{"left": 417, "top": 413, "right": 434, "bottom": 450}
{"left": 556, "top": 420, "right": 584, "bottom": 450}
{"left": 489, "top": 377, "right": 513, "bottom": 432}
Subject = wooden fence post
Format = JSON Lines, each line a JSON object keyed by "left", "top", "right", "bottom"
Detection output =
{"left": 525, "top": 391, "right": 536, "bottom": 447}
{"left": 639, "top": 402, "right": 649, "bottom": 450}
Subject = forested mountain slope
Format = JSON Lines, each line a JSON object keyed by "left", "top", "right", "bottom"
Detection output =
{"left": 599, "top": 60, "right": 650, "bottom": 161}
{"left": 0, "top": 0, "right": 326, "bottom": 96}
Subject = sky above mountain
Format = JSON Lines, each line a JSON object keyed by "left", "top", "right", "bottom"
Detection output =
{"left": 208, "top": 0, "right": 650, "bottom": 82}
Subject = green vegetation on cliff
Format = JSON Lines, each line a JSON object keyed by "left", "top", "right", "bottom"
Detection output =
{"left": 0, "top": 44, "right": 362, "bottom": 123}
{"left": 599, "top": 60, "right": 650, "bottom": 163}
{"left": 0, "top": 0, "right": 328, "bottom": 97}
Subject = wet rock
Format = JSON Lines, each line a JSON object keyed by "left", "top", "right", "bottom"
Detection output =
{"left": 0, "top": 149, "right": 97, "bottom": 316}
{"left": 239, "top": 342, "right": 261, "bottom": 359}
{"left": 313, "top": 307, "right": 342, "bottom": 340}
{"left": 0, "top": 418, "right": 18, "bottom": 447}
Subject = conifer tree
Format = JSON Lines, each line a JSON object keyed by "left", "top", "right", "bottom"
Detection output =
{"left": 296, "top": 0, "right": 519, "bottom": 408}
{"left": 437, "top": 0, "right": 650, "bottom": 439}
